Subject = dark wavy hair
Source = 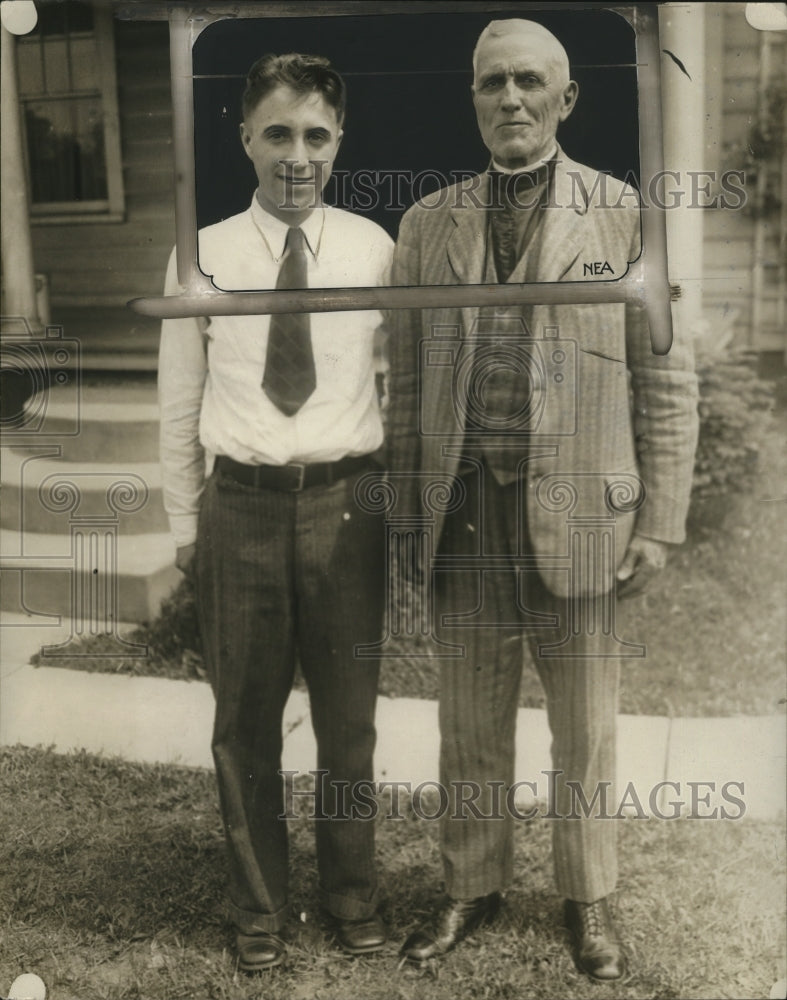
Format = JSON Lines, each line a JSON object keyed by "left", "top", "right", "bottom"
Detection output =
{"left": 242, "top": 53, "right": 346, "bottom": 123}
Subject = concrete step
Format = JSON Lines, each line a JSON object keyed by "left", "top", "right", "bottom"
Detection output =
{"left": 1, "top": 448, "right": 169, "bottom": 535}
{"left": 2, "top": 376, "right": 182, "bottom": 626}
{"left": 0, "top": 528, "right": 180, "bottom": 623}
{"left": 11, "top": 380, "right": 160, "bottom": 463}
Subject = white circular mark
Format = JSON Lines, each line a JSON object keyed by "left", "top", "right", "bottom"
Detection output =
{"left": 745, "top": 3, "right": 787, "bottom": 30}
{"left": 8, "top": 972, "right": 47, "bottom": 1000}
{"left": 0, "top": 1, "right": 38, "bottom": 34}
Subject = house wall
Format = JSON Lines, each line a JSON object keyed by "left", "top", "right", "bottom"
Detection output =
{"left": 29, "top": 18, "right": 174, "bottom": 369}
{"left": 24, "top": 5, "right": 783, "bottom": 368}
{"left": 703, "top": 3, "right": 785, "bottom": 351}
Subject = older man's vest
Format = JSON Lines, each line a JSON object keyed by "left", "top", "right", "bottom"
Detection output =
{"left": 470, "top": 162, "right": 553, "bottom": 484}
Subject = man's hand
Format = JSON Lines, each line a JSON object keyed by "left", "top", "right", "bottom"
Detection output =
{"left": 616, "top": 534, "right": 668, "bottom": 598}
{"left": 176, "top": 543, "right": 197, "bottom": 576}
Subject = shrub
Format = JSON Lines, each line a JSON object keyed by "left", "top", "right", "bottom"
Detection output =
{"left": 143, "top": 574, "right": 202, "bottom": 662}
{"left": 691, "top": 349, "right": 774, "bottom": 501}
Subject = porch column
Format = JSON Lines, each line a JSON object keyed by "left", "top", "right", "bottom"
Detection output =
{"left": 659, "top": 2, "right": 707, "bottom": 339}
{"left": 1, "top": 13, "right": 42, "bottom": 333}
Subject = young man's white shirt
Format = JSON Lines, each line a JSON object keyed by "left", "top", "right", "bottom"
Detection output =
{"left": 158, "top": 195, "right": 393, "bottom": 548}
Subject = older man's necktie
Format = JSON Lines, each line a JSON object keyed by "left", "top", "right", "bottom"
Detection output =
{"left": 262, "top": 226, "right": 316, "bottom": 415}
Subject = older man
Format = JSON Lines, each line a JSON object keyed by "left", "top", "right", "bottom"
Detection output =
{"left": 159, "top": 53, "right": 392, "bottom": 972}
{"left": 387, "top": 19, "right": 698, "bottom": 980}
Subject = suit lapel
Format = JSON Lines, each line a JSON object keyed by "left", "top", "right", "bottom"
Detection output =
{"left": 451, "top": 155, "right": 588, "bottom": 287}
{"left": 441, "top": 159, "right": 590, "bottom": 335}
{"left": 531, "top": 153, "right": 588, "bottom": 283}
{"left": 446, "top": 175, "right": 490, "bottom": 346}
{"left": 447, "top": 174, "right": 489, "bottom": 286}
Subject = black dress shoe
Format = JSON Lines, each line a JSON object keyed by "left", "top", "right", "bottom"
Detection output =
{"left": 336, "top": 911, "right": 387, "bottom": 955}
{"left": 236, "top": 931, "right": 287, "bottom": 972}
{"left": 564, "top": 898, "right": 628, "bottom": 981}
{"left": 401, "top": 892, "right": 502, "bottom": 962}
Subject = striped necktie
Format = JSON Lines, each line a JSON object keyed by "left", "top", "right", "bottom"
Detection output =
{"left": 262, "top": 226, "right": 316, "bottom": 415}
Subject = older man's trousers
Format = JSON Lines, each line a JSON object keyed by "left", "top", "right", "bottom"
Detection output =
{"left": 196, "top": 466, "right": 384, "bottom": 934}
{"left": 434, "top": 462, "right": 620, "bottom": 904}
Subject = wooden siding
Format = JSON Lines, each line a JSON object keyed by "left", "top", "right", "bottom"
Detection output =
{"left": 30, "top": 19, "right": 174, "bottom": 369}
{"left": 702, "top": 3, "right": 786, "bottom": 351}
{"left": 24, "top": 4, "right": 782, "bottom": 367}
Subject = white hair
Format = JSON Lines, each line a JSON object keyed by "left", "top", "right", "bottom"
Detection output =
{"left": 472, "top": 19, "right": 571, "bottom": 86}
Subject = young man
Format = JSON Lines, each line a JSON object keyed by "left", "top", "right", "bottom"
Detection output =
{"left": 387, "top": 19, "right": 698, "bottom": 981}
{"left": 158, "top": 53, "right": 393, "bottom": 972}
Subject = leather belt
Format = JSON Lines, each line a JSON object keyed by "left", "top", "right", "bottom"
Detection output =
{"left": 215, "top": 453, "right": 377, "bottom": 492}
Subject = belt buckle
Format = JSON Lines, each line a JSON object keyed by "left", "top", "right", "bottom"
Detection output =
{"left": 288, "top": 463, "right": 307, "bottom": 491}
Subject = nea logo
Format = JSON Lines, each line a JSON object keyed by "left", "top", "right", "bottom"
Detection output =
{"left": 583, "top": 261, "right": 615, "bottom": 275}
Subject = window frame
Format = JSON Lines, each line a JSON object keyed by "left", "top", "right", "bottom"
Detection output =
{"left": 19, "top": 1, "right": 125, "bottom": 225}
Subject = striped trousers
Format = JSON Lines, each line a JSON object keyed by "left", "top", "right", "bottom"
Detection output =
{"left": 196, "top": 465, "right": 384, "bottom": 933}
{"left": 434, "top": 461, "right": 620, "bottom": 903}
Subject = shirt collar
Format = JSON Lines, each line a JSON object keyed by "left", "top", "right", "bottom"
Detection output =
{"left": 490, "top": 144, "right": 558, "bottom": 176}
{"left": 250, "top": 192, "right": 324, "bottom": 261}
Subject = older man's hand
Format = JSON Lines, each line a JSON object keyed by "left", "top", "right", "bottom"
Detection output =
{"left": 176, "top": 543, "right": 197, "bottom": 576}
{"left": 616, "top": 534, "right": 669, "bottom": 598}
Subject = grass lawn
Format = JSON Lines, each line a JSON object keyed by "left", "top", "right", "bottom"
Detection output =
{"left": 2, "top": 746, "right": 785, "bottom": 1000}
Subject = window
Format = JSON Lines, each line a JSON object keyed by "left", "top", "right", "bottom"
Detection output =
{"left": 17, "top": 0, "right": 124, "bottom": 221}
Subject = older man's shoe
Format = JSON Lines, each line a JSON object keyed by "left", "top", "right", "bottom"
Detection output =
{"left": 237, "top": 931, "right": 287, "bottom": 972}
{"left": 336, "top": 911, "right": 387, "bottom": 955}
{"left": 564, "top": 898, "right": 627, "bottom": 981}
{"left": 401, "top": 892, "right": 501, "bottom": 962}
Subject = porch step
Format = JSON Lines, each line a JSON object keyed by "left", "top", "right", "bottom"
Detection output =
{"left": 0, "top": 528, "right": 180, "bottom": 623}
{"left": 1, "top": 449, "right": 168, "bottom": 535}
{"left": 44, "top": 306, "right": 161, "bottom": 371}
{"left": 1, "top": 375, "right": 184, "bottom": 625}
{"left": 13, "top": 379, "right": 160, "bottom": 462}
